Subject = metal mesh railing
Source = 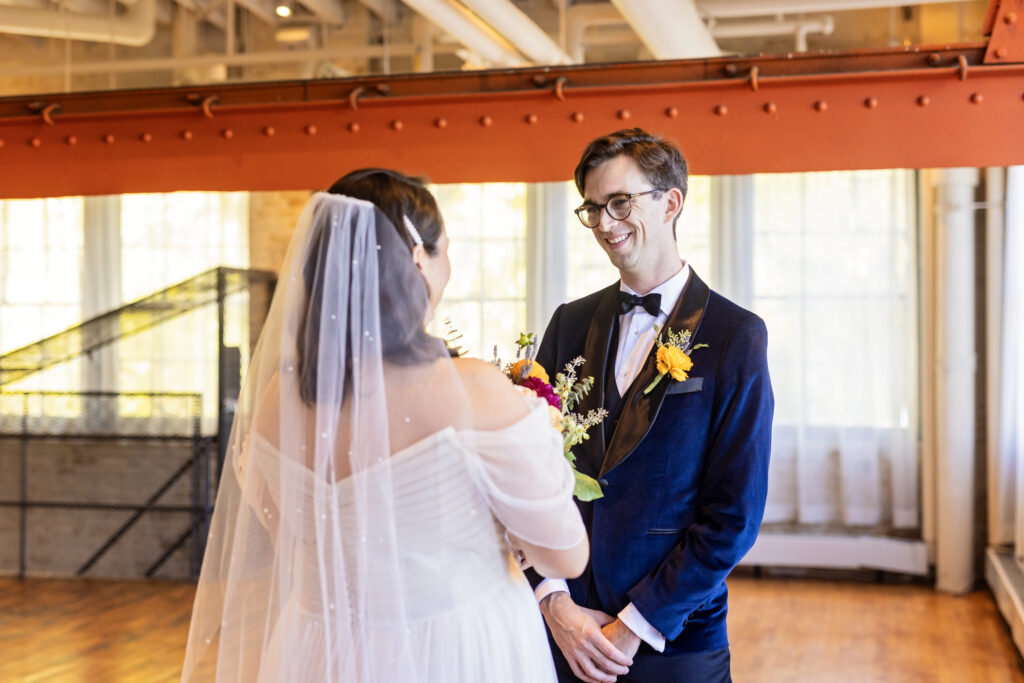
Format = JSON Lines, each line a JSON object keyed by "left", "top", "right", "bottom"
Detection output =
{"left": 0, "top": 267, "right": 275, "bottom": 388}
{"left": 0, "top": 391, "right": 213, "bottom": 579}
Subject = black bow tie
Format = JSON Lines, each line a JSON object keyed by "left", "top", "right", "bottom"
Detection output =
{"left": 617, "top": 291, "right": 662, "bottom": 317}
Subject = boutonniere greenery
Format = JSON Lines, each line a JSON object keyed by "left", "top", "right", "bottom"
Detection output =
{"left": 643, "top": 326, "right": 709, "bottom": 395}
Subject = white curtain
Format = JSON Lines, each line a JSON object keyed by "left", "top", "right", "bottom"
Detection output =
{"left": 749, "top": 171, "right": 919, "bottom": 531}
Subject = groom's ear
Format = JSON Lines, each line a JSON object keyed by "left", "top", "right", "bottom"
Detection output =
{"left": 663, "top": 187, "right": 684, "bottom": 224}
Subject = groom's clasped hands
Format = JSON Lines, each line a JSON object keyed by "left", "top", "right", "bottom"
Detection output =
{"left": 540, "top": 592, "right": 639, "bottom": 683}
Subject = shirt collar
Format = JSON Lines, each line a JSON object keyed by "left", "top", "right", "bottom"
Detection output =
{"left": 619, "top": 262, "right": 691, "bottom": 317}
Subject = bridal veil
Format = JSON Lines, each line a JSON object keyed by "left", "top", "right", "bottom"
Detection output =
{"left": 181, "top": 192, "right": 469, "bottom": 681}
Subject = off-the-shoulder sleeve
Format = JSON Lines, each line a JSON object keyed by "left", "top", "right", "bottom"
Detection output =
{"left": 460, "top": 397, "right": 586, "bottom": 550}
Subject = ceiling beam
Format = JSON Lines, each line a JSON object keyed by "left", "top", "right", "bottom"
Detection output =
{"left": 1, "top": 43, "right": 1023, "bottom": 197}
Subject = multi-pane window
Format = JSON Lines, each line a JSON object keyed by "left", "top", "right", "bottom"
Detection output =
{"left": 432, "top": 183, "right": 527, "bottom": 362}
{"left": 0, "top": 197, "right": 85, "bottom": 393}
{"left": 119, "top": 192, "right": 249, "bottom": 430}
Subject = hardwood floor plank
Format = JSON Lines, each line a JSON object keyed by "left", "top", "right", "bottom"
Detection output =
{"left": 0, "top": 575, "right": 1021, "bottom": 681}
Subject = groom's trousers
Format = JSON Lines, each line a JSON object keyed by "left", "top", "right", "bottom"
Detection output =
{"left": 548, "top": 637, "right": 731, "bottom": 683}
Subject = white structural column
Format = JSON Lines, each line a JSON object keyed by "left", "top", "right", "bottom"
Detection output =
{"left": 985, "top": 168, "right": 1014, "bottom": 547}
{"left": 932, "top": 168, "right": 979, "bottom": 593}
{"left": 526, "top": 182, "right": 568, "bottom": 338}
{"left": 81, "top": 196, "right": 122, "bottom": 397}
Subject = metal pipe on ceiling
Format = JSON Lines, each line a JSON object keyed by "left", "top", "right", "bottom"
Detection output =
{"left": 611, "top": 0, "right": 720, "bottom": 59}
{"left": 459, "top": 0, "right": 570, "bottom": 65}
{"left": 0, "top": 0, "right": 155, "bottom": 45}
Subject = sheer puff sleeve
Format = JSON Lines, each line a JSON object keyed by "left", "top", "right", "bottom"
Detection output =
{"left": 460, "top": 396, "right": 585, "bottom": 551}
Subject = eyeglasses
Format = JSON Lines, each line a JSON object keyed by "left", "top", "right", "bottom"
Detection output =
{"left": 573, "top": 189, "right": 666, "bottom": 228}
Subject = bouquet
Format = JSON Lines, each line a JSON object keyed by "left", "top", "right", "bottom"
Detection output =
{"left": 496, "top": 333, "right": 606, "bottom": 501}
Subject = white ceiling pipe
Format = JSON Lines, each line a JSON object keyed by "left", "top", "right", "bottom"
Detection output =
{"left": 566, "top": 2, "right": 624, "bottom": 63}
{"left": 2, "top": 40, "right": 463, "bottom": 77}
{"left": 459, "top": 0, "right": 570, "bottom": 65}
{"left": 397, "top": 0, "right": 526, "bottom": 67}
{"left": 296, "top": 0, "right": 343, "bottom": 25}
{"left": 610, "top": 0, "right": 719, "bottom": 59}
{"left": 710, "top": 15, "right": 834, "bottom": 39}
{"left": 0, "top": 0, "right": 154, "bottom": 45}
{"left": 696, "top": 0, "right": 964, "bottom": 19}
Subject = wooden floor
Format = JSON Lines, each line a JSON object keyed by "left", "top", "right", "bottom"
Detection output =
{"left": 0, "top": 576, "right": 1020, "bottom": 682}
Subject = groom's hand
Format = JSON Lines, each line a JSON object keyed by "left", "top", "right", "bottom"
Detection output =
{"left": 540, "top": 592, "right": 632, "bottom": 683}
{"left": 600, "top": 619, "right": 641, "bottom": 661}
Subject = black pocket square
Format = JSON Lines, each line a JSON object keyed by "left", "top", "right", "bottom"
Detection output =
{"left": 665, "top": 376, "right": 703, "bottom": 395}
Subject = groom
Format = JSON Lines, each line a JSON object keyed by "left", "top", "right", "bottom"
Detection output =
{"left": 531, "top": 128, "right": 773, "bottom": 683}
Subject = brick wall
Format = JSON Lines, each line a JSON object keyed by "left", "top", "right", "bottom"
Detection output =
{"left": 0, "top": 436, "right": 211, "bottom": 580}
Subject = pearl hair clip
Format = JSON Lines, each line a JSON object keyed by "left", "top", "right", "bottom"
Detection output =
{"left": 402, "top": 215, "right": 424, "bottom": 248}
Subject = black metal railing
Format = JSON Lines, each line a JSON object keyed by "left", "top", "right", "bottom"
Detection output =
{"left": 0, "top": 391, "right": 213, "bottom": 579}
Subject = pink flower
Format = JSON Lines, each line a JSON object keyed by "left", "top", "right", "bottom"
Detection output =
{"left": 522, "top": 376, "right": 562, "bottom": 411}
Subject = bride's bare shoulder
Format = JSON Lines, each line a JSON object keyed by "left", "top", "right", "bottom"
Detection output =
{"left": 451, "top": 357, "right": 530, "bottom": 429}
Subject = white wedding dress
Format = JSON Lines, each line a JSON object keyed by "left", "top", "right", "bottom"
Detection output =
{"left": 181, "top": 193, "right": 584, "bottom": 683}
{"left": 244, "top": 398, "right": 580, "bottom": 683}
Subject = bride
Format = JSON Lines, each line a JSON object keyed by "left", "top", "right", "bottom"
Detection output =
{"left": 180, "top": 168, "right": 589, "bottom": 682}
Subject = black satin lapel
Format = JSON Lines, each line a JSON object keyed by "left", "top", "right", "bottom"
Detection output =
{"left": 600, "top": 270, "right": 712, "bottom": 477}
{"left": 572, "top": 285, "right": 620, "bottom": 476}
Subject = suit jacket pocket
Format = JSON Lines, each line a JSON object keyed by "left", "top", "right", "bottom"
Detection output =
{"left": 665, "top": 376, "right": 703, "bottom": 395}
{"left": 646, "top": 528, "right": 683, "bottom": 535}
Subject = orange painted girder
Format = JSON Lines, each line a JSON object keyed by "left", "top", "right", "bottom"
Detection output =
{"left": 1, "top": 45, "right": 1023, "bottom": 198}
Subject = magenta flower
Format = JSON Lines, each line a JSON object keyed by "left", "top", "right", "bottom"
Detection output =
{"left": 522, "top": 376, "right": 562, "bottom": 411}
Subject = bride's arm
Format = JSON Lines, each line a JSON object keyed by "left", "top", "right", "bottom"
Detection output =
{"left": 455, "top": 358, "right": 588, "bottom": 579}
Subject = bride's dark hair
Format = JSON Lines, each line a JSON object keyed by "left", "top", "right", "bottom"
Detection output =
{"left": 296, "top": 170, "right": 448, "bottom": 405}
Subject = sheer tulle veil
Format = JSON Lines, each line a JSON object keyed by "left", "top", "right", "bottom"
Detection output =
{"left": 181, "top": 192, "right": 467, "bottom": 682}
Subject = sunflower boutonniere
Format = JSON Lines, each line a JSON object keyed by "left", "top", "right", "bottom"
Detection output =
{"left": 643, "top": 326, "right": 709, "bottom": 395}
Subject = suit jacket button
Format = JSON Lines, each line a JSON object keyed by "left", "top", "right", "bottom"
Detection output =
{"left": 598, "top": 478, "right": 609, "bottom": 488}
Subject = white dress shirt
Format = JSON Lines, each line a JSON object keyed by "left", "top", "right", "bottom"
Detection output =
{"left": 535, "top": 263, "right": 690, "bottom": 653}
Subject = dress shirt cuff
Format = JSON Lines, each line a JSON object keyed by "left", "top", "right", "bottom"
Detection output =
{"left": 534, "top": 578, "right": 570, "bottom": 604}
{"left": 617, "top": 603, "right": 666, "bottom": 652}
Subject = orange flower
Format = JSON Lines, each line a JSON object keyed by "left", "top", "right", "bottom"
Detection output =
{"left": 656, "top": 345, "right": 692, "bottom": 382}
{"left": 508, "top": 358, "right": 549, "bottom": 384}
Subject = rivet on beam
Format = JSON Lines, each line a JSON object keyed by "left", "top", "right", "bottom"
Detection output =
{"left": 525, "top": 113, "right": 538, "bottom": 125}
{"left": 970, "top": 93, "right": 983, "bottom": 104}
{"left": 723, "top": 64, "right": 738, "bottom": 76}
{"left": 221, "top": 129, "right": 234, "bottom": 139}
{"left": 1005, "top": 11, "right": 1018, "bottom": 24}
{"left": 763, "top": 102, "right": 777, "bottom": 114}
{"left": 305, "top": 124, "right": 317, "bottom": 136}
{"left": 927, "top": 53, "right": 941, "bottom": 66}
{"left": 181, "top": 129, "right": 194, "bottom": 141}
{"left": 65, "top": 135, "right": 77, "bottom": 146}
{"left": 714, "top": 104, "right": 728, "bottom": 116}
{"left": 103, "top": 133, "right": 115, "bottom": 144}
{"left": 347, "top": 122, "right": 360, "bottom": 133}
{"left": 30, "top": 137, "right": 42, "bottom": 148}
{"left": 571, "top": 111, "right": 584, "bottom": 123}
{"left": 434, "top": 117, "right": 448, "bottom": 129}
{"left": 263, "top": 126, "right": 276, "bottom": 137}
{"left": 665, "top": 106, "right": 678, "bottom": 118}
{"left": 140, "top": 132, "right": 153, "bottom": 143}
{"left": 617, "top": 109, "right": 631, "bottom": 120}
{"left": 0, "top": 139, "right": 5, "bottom": 148}
{"left": 814, "top": 100, "right": 827, "bottom": 112}
{"left": 917, "top": 95, "right": 930, "bottom": 107}
{"left": 391, "top": 120, "right": 404, "bottom": 131}
{"left": 479, "top": 115, "right": 493, "bottom": 127}
{"left": 864, "top": 97, "right": 879, "bottom": 109}
{"left": 996, "top": 47, "right": 1008, "bottom": 59}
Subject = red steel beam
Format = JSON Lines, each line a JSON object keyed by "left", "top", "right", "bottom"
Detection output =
{"left": 0, "top": 42, "right": 1023, "bottom": 198}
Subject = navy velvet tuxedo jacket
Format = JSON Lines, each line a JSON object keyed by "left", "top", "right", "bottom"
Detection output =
{"left": 534, "top": 269, "right": 773, "bottom": 655}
